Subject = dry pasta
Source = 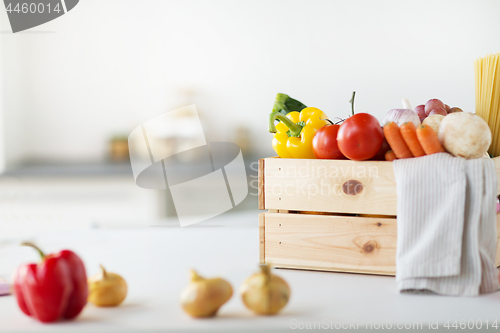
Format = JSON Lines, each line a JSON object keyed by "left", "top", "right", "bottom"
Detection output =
{"left": 474, "top": 53, "right": 500, "bottom": 157}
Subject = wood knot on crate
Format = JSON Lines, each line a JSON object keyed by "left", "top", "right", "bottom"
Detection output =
{"left": 342, "top": 180, "right": 364, "bottom": 196}
{"left": 361, "top": 241, "right": 378, "bottom": 254}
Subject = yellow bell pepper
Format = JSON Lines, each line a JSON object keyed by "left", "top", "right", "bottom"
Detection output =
{"left": 269, "top": 107, "right": 329, "bottom": 158}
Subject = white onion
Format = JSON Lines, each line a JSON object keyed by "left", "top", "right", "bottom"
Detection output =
{"left": 382, "top": 109, "right": 421, "bottom": 127}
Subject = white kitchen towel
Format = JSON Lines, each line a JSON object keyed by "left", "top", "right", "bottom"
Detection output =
{"left": 0, "top": 278, "right": 9, "bottom": 296}
{"left": 393, "top": 153, "right": 500, "bottom": 296}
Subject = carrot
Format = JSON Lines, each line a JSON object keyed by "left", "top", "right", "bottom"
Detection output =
{"left": 416, "top": 124, "right": 446, "bottom": 155}
{"left": 400, "top": 122, "right": 426, "bottom": 157}
{"left": 385, "top": 150, "right": 397, "bottom": 161}
{"left": 383, "top": 122, "right": 413, "bottom": 159}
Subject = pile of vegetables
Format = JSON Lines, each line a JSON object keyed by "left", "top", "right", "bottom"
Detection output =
{"left": 12, "top": 243, "right": 128, "bottom": 323}
{"left": 180, "top": 264, "right": 290, "bottom": 318}
{"left": 269, "top": 94, "right": 492, "bottom": 161}
{"left": 383, "top": 122, "right": 444, "bottom": 160}
{"left": 12, "top": 243, "right": 291, "bottom": 323}
{"left": 270, "top": 92, "right": 388, "bottom": 161}
{"left": 383, "top": 98, "right": 491, "bottom": 161}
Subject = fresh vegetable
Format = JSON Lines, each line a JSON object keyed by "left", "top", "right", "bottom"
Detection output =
{"left": 448, "top": 107, "right": 463, "bottom": 113}
{"left": 180, "top": 270, "right": 233, "bottom": 318}
{"left": 414, "top": 98, "right": 463, "bottom": 123}
{"left": 371, "top": 136, "right": 391, "bottom": 161}
{"left": 416, "top": 124, "right": 446, "bottom": 155}
{"left": 269, "top": 107, "right": 329, "bottom": 158}
{"left": 422, "top": 114, "right": 444, "bottom": 135}
{"left": 438, "top": 112, "right": 491, "bottom": 159}
{"left": 88, "top": 265, "right": 127, "bottom": 307}
{"left": 428, "top": 108, "right": 447, "bottom": 116}
{"left": 312, "top": 122, "right": 345, "bottom": 159}
{"left": 240, "top": 264, "right": 290, "bottom": 315}
{"left": 382, "top": 109, "right": 420, "bottom": 128}
{"left": 13, "top": 243, "right": 88, "bottom": 323}
{"left": 383, "top": 122, "right": 413, "bottom": 159}
{"left": 272, "top": 93, "right": 307, "bottom": 117}
{"left": 400, "top": 122, "right": 426, "bottom": 157}
{"left": 414, "top": 105, "right": 426, "bottom": 121}
{"left": 425, "top": 99, "right": 446, "bottom": 116}
{"left": 337, "top": 113, "right": 384, "bottom": 161}
{"left": 385, "top": 150, "right": 397, "bottom": 161}
{"left": 402, "top": 98, "right": 413, "bottom": 111}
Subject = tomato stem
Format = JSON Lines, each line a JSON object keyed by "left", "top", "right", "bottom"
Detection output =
{"left": 349, "top": 91, "right": 356, "bottom": 116}
{"left": 324, "top": 117, "right": 345, "bottom": 126}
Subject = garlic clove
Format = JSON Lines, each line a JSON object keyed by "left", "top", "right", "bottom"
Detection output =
{"left": 88, "top": 265, "right": 127, "bottom": 307}
{"left": 180, "top": 270, "right": 233, "bottom": 318}
{"left": 240, "top": 264, "right": 290, "bottom": 315}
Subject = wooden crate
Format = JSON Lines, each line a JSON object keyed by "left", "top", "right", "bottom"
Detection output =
{"left": 258, "top": 157, "right": 500, "bottom": 276}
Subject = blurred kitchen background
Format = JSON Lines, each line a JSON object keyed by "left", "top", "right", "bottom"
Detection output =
{"left": 1, "top": 0, "right": 500, "bottom": 236}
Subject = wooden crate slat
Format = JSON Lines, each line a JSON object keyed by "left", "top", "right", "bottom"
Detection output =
{"left": 263, "top": 213, "right": 397, "bottom": 275}
{"left": 261, "top": 212, "right": 500, "bottom": 275}
{"left": 258, "top": 159, "right": 265, "bottom": 210}
{"left": 264, "top": 158, "right": 398, "bottom": 215}
{"left": 259, "top": 213, "right": 265, "bottom": 264}
{"left": 260, "top": 156, "right": 500, "bottom": 276}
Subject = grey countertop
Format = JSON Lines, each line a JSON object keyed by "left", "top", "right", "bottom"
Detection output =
{"left": 0, "top": 155, "right": 262, "bottom": 178}
{"left": 1, "top": 161, "right": 134, "bottom": 177}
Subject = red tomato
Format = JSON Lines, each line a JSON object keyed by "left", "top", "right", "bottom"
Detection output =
{"left": 370, "top": 134, "right": 390, "bottom": 161}
{"left": 312, "top": 124, "right": 346, "bottom": 159}
{"left": 337, "top": 113, "right": 383, "bottom": 161}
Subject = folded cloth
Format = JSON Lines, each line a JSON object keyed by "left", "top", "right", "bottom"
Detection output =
{"left": 0, "top": 278, "right": 10, "bottom": 296}
{"left": 393, "top": 153, "right": 499, "bottom": 296}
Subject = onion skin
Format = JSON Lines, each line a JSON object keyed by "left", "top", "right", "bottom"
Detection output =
{"left": 382, "top": 109, "right": 420, "bottom": 128}
{"left": 88, "top": 265, "right": 127, "bottom": 307}
{"left": 180, "top": 270, "right": 233, "bottom": 318}
{"left": 240, "top": 264, "right": 290, "bottom": 315}
{"left": 428, "top": 108, "right": 447, "bottom": 117}
{"left": 414, "top": 105, "right": 426, "bottom": 120}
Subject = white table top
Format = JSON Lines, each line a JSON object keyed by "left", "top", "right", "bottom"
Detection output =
{"left": 1, "top": 210, "right": 500, "bottom": 332}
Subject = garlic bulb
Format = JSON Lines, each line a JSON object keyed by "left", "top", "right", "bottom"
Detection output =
{"left": 382, "top": 109, "right": 420, "bottom": 128}
{"left": 240, "top": 264, "right": 290, "bottom": 315}
{"left": 180, "top": 270, "right": 233, "bottom": 318}
{"left": 88, "top": 265, "right": 127, "bottom": 307}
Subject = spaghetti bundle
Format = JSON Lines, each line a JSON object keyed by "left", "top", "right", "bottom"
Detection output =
{"left": 474, "top": 53, "right": 500, "bottom": 157}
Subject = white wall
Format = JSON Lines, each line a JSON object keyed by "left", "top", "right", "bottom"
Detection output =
{"left": 1, "top": 0, "right": 500, "bottom": 165}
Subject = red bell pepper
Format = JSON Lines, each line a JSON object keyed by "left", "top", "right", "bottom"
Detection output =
{"left": 13, "top": 243, "right": 88, "bottom": 323}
